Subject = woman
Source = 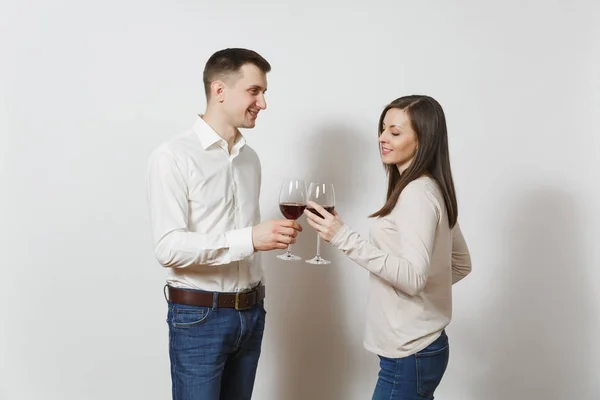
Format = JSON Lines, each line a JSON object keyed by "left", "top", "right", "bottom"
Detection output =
{"left": 304, "top": 95, "right": 472, "bottom": 399}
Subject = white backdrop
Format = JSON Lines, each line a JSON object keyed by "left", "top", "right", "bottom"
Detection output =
{"left": 2, "top": 1, "right": 599, "bottom": 399}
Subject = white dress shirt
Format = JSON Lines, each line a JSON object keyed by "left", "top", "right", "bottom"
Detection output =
{"left": 146, "top": 116, "right": 262, "bottom": 292}
{"left": 330, "top": 176, "right": 471, "bottom": 358}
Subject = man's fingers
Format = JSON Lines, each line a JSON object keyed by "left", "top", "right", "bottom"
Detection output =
{"left": 280, "top": 219, "right": 302, "bottom": 231}
{"left": 280, "top": 227, "right": 297, "bottom": 237}
{"left": 277, "top": 234, "right": 295, "bottom": 245}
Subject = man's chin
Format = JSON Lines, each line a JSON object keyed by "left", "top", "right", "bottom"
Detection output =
{"left": 241, "top": 119, "right": 257, "bottom": 129}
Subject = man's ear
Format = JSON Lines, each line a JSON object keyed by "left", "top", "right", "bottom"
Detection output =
{"left": 211, "top": 80, "right": 225, "bottom": 103}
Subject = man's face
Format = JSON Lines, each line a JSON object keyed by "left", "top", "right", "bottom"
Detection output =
{"left": 220, "top": 63, "right": 267, "bottom": 129}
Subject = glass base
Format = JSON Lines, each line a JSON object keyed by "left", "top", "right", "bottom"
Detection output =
{"left": 277, "top": 253, "right": 301, "bottom": 261}
{"left": 305, "top": 256, "right": 331, "bottom": 265}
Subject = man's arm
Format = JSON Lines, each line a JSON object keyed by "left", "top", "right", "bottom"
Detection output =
{"left": 146, "top": 148, "right": 301, "bottom": 268}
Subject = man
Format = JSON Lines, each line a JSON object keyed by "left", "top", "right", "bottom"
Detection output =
{"left": 146, "top": 48, "right": 302, "bottom": 400}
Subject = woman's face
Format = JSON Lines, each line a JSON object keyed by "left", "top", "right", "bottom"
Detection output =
{"left": 379, "top": 108, "right": 418, "bottom": 172}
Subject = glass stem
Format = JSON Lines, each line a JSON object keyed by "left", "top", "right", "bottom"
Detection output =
{"left": 316, "top": 236, "right": 321, "bottom": 259}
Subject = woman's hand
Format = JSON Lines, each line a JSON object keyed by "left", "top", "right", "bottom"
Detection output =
{"left": 303, "top": 201, "right": 345, "bottom": 243}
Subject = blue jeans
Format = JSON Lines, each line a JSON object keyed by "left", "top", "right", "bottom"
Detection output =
{"left": 372, "top": 331, "right": 449, "bottom": 400}
{"left": 167, "top": 295, "right": 266, "bottom": 400}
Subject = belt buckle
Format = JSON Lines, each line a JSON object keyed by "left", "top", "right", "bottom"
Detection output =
{"left": 235, "top": 289, "right": 256, "bottom": 311}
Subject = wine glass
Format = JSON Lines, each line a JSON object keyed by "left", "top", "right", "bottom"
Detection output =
{"left": 276, "top": 178, "right": 307, "bottom": 261}
{"left": 305, "top": 182, "right": 335, "bottom": 265}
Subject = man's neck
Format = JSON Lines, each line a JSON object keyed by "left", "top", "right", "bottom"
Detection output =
{"left": 202, "top": 108, "right": 239, "bottom": 153}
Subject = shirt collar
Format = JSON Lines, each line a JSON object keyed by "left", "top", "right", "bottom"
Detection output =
{"left": 193, "top": 115, "right": 246, "bottom": 151}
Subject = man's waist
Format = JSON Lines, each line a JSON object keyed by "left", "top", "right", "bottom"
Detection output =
{"left": 166, "top": 283, "right": 265, "bottom": 311}
{"left": 165, "top": 259, "right": 263, "bottom": 292}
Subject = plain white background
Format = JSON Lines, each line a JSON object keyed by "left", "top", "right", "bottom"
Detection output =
{"left": 2, "top": 1, "right": 599, "bottom": 399}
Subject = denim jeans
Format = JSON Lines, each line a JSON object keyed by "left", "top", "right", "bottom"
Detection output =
{"left": 372, "top": 330, "right": 449, "bottom": 400}
{"left": 167, "top": 293, "right": 266, "bottom": 400}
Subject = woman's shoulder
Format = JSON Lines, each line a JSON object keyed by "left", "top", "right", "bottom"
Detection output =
{"left": 396, "top": 176, "right": 444, "bottom": 215}
{"left": 404, "top": 175, "right": 442, "bottom": 196}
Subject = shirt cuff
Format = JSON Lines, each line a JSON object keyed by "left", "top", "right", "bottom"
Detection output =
{"left": 330, "top": 224, "right": 352, "bottom": 249}
{"left": 225, "top": 227, "right": 255, "bottom": 260}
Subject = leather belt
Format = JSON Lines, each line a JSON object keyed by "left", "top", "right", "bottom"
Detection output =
{"left": 167, "top": 285, "right": 265, "bottom": 311}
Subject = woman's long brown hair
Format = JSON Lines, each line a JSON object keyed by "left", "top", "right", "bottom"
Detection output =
{"left": 369, "top": 95, "right": 458, "bottom": 228}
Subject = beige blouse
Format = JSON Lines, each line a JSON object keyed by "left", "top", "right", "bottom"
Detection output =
{"left": 331, "top": 176, "right": 471, "bottom": 358}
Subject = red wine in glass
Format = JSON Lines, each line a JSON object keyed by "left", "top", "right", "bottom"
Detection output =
{"left": 277, "top": 179, "right": 307, "bottom": 261}
{"left": 280, "top": 202, "right": 307, "bottom": 220}
{"left": 306, "top": 206, "right": 334, "bottom": 219}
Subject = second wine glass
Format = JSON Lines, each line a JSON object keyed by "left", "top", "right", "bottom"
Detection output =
{"left": 277, "top": 179, "right": 307, "bottom": 261}
{"left": 306, "top": 182, "right": 335, "bottom": 265}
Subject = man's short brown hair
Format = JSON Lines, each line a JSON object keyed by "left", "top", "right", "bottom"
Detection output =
{"left": 203, "top": 48, "right": 271, "bottom": 99}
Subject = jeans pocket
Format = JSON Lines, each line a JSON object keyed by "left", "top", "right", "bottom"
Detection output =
{"left": 415, "top": 336, "right": 449, "bottom": 398}
{"left": 169, "top": 305, "right": 212, "bottom": 328}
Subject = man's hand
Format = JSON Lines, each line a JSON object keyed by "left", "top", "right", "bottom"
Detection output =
{"left": 252, "top": 220, "right": 303, "bottom": 251}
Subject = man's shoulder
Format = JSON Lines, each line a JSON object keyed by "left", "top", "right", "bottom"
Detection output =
{"left": 239, "top": 143, "right": 262, "bottom": 173}
{"left": 150, "top": 129, "right": 198, "bottom": 159}
{"left": 240, "top": 142, "right": 259, "bottom": 158}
